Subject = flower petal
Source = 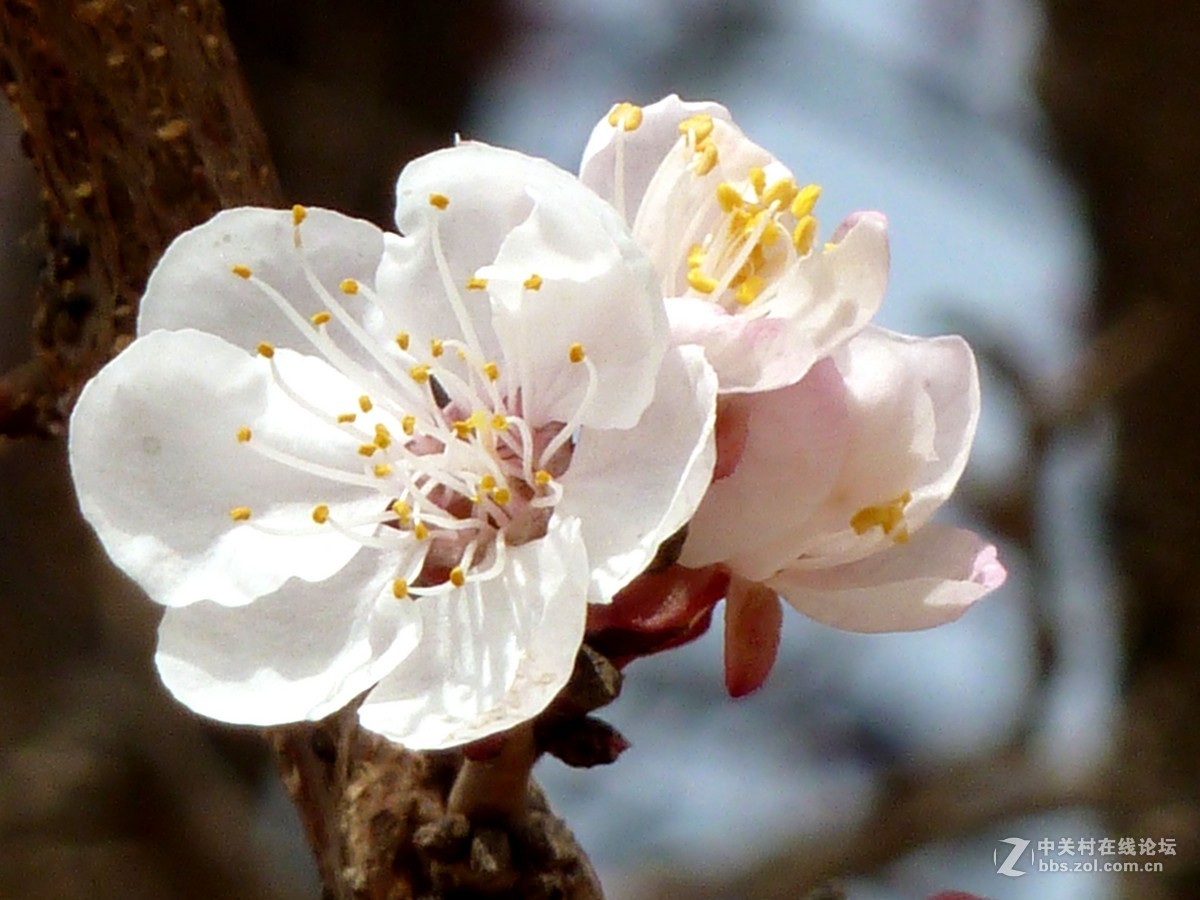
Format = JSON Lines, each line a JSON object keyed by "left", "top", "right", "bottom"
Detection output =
{"left": 138, "top": 207, "right": 384, "bottom": 358}
{"left": 155, "top": 548, "right": 421, "bottom": 724}
{"left": 558, "top": 345, "right": 717, "bottom": 602}
{"left": 769, "top": 524, "right": 1007, "bottom": 633}
{"left": 357, "top": 517, "right": 589, "bottom": 750}
{"left": 69, "top": 329, "right": 382, "bottom": 607}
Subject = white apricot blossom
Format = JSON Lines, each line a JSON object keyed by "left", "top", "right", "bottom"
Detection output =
{"left": 581, "top": 94, "right": 890, "bottom": 393}
{"left": 69, "top": 142, "right": 717, "bottom": 750}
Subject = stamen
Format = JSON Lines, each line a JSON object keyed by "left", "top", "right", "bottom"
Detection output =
{"left": 791, "top": 183, "right": 822, "bottom": 218}
{"left": 735, "top": 275, "right": 766, "bottom": 307}
{"left": 256, "top": 342, "right": 275, "bottom": 358}
{"left": 395, "top": 331, "right": 410, "bottom": 351}
{"left": 373, "top": 463, "right": 393, "bottom": 478}
{"left": 430, "top": 338, "right": 444, "bottom": 358}
{"left": 237, "top": 426, "right": 252, "bottom": 443}
{"left": 678, "top": 113, "right": 714, "bottom": 142}
{"left": 292, "top": 205, "right": 307, "bottom": 227}
{"left": 483, "top": 361, "right": 499, "bottom": 381}
{"left": 401, "top": 415, "right": 416, "bottom": 436}
{"left": 413, "top": 522, "right": 429, "bottom": 541}
{"left": 358, "top": 394, "right": 373, "bottom": 412}
{"left": 310, "top": 311, "right": 332, "bottom": 327}
{"left": 687, "top": 268, "right": 719, "bottom": 294}
{"left": 337, "top": 412, "right": 357, "bottom": 424}
{"left": 374, "top": 423, "right": 392, "bottom": 449}
{"left": 449, "top": 566, "right": 466, "bottom": 587}
{"left": 232, "top": 264, "right": 252, "bottom": 279}
{"left": 568, "top": 342, "right": 586, "bottom": 363}
{"left": 312, "top": 504, "right": 330, "bottom": 524}
{"left": 523, "top": 273, "right": 544, "bottom": 291}
{"left": 410, "top": 364, "right": 431, "bottom": 384}
{"left": 466, "top": 276, "right": 488, "bottom": 291}
{"left": 607, "top": 101, "right": 643, "bottom": 131}
{"left": 693, "top": 139, "right": 718, "bottom": 176}
{"left": 539, "top": 355, "right": 597, "bottom": 470}
{"left": 717, "top": 182, "right": 743, "bottom": 213}
{"left": 428, "top": 193, "right": 450, "bottom": 210}
{"left": 748, "top": 167, "right": 766, "bottom": 197}
{"left": 793, "top": 215, "right": 818, "bottom": 255}
{"left": 229, "top": 506, "right": 252, "bottom": 521}
{"left": 392, "top": 579, "right": 409, "bottom": 599}
{"left": 340, "top": 278, "right": 360, "bottom": 295}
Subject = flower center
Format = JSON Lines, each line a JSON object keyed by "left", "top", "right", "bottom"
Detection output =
{"left": 224, "top": 201, "right": 598, "bottom": 600}
{"left": 850, "top": 491, "right": 912, "bottom": 544}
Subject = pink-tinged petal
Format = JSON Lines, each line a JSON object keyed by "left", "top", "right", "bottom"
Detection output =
{"left": 560, "top": 346, "right": 717, "bottom": 602}
{"left": 155, "top": 549, "right": 421, "bottom": 725}
{"left": 769, "top": 524, "right": 1007, "bottom": 633}
{"left": 679, "top": 358, "right": 850, "bottom": 579}
{"left": 723, "top": 577, "right": 784, "bottom": 698}
{"left": 138, "top": 207, "right": 384, "bottom": 358}
{"left": 357, "top": 517, "right": 589, "bottom": 750}
{"left": 579, "top": 94, "right": 731, "bottom": 221}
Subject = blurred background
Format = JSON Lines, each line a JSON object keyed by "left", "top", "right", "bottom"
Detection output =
{"left": 2, "top": 1, "right": 1193, "bottom": 897}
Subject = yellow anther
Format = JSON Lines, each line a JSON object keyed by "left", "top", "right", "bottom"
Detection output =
{"left": 792, "top": 215, "right": 818, "bottom": 255}
{"left": 607, "top": 101, "right": 643, "bottom": 131}
{"left": 449, "top": 566, "right": 466, "bottom": 587}
{"left": 748, "top": 167, "right": 766, "bottom": 197}
{"left": 568, "top": 343, "right": 586, "bottom": 363}
{"left": 491, "top": 413, "right": 507, "bottom": 430}
{"left": 413, "top": 522, "right": 429, "bottom": 541}
{"left": 735, "top": 275, "right": 766, "bottom": 307}
{"left": 391, "top": 500, "right": 412, "bottom": 521}
{"left": 693, "top": 139, "right": 719, "bottom": 176}
{"left": 524, "top": 273, "right": 543, "bottom": 291}
{"left": 410, "top": 364, "right": 431, "bottom": 384}
{"left": 716, "top": 182, "right": 744, "bottom": 213}
{"left": 358, "top": 444, "right": 378, "bottom": 457}
{"left": 678, "top": 113, "right": 714, "bottom": 142}
{"left": 453, "top": 420, "right": 473, "bottom": 439}
{"left": 492, "top": 487, "right": 511, "bottom": 506}
{"left": 401, "top": 415, "right": 416, "bottom": 436}
{"left": 687, "top": 243, "right": 707, "bottom": 269}
{"left": 429, "top": 193, "right": 450, "bottom": 210}
{"left": 229, "top": 506, "right": 252, "bottom": 522}
{"left": 395, "top": 331, "right": 410, "bottom": 351}
{"left": 850, "top": 492, "right": 912, "bottom": 538}
{"left": 759, "top": 219, "right": 782, "bottom": 247}
{"left": 430, "top": 338, "right": 444, "bottom": 358}
{"left": 358, "top": 394, "right": 373, "bottom": 412}
{"left": 480, "top": 474, "right": 497, "bottom": 492}
{"left": 256, "top": 342, "right": 275, "bottom": 358}
{"left": 790, "top": 183, "right": 822, "bottom": 218}
{"left": 231, "top": 264, "right": 252, "bottom": 279}
{"left": 483, "top": 361, "right": 499, "bottom": 381}
{"left": 535, "top": 469, "right": 552, "bottom": 486}
{"left": 728, "top": 207, "right": 752, "bottom": 234}
{"left": 687, "top": 268, "right": 719, "bottom": 294}
{"left": 374, "top": 423, "right": 392, "bottom": 449}
{"left": 466, "top": 276, "right": 488, "bottom": 291}
{"left": 373, "top": 463, "right": 393, "bottom": 478}
{"left": 236, "top": 426, "right": 252, "bottom": 443}
{"left": 340, "top": 278, "right": 360, "bottom": 295}
{"left": 310, "top": 311, "right": 332, "bottom": 326}
{"left": 312, "top": 504, "right": 330, "bottom": 524}
{"left": 762, "top": 178, "right": 798, "bottom": 210}
{"left": 292, "top": 204, "right": 307, "bottom": 226}
{"left": 336, "top": 412, "right": 357, "bottom": 424}
{"left": 392, "top": 579, "right": 409, "bottom": 599}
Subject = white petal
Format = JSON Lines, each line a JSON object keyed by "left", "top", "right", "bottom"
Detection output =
{"left": 679, "top": 358, "right": 851, "bottom": 579}
{"left": 579, "top": 94, "right": 731, "bottom": 220}
{"left": 357, "top": 517, "right": 589, "bottom": 750}
{"left": 484, "top": 182, "right": 667, "bottom": 430}
{"left": 155, "top": 548, "right": 421, "bottom": 725}
{"left": 768, "top": 524, "right": 1007, "bottom": 633}
{"left": 559, "top": 346, "right": 717, "bottom": 602}
{"left": 69, "top": 330, "right": 383, "bottom": 608}
{"left": 138, "top": 207, "right": 384, "bottom": 358}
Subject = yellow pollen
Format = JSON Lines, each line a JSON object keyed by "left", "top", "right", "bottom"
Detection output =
{"left": 401, "top": 415, "right": 416, "bottom": 436}
{"left": 687, "top": 243, "right": 707, "bottom": 269}
{"left": 607, "top": 101, "right": 643, "bottom": 131}
{"left": 716, "top": 182, "right": 743, "bottom": 213}
{"left": 236, "top": 426, "right": 252, "bottom": 443}
{"left": 392, "top": 500, "right": 412, "bottom": 521}
{"left": 735, "top": 275, "right": 766, "bottom": 307}
{"left": 429, "top": 193, "right": 450, "bottom": 210}
{"left": 687, "top": 268, "right": 719, "bottom": 294}
{"left": 430, "top": 338, "right": 444, "bottom": 357}
{"left": 292, "top": 204, "right": 307, "bottom": 226}
{"left": 748, "top": 167, "right": 767, "bottom": 197}
{"left": 453, "top": 420, "right": 473, "bottom": 439}
{"left": 678, "top": 113, "right": 714, "bottom": 142}
{"left": 340, "top": 278, "right": 360, "bottom": 295}
{"left": 358, "top": 395, "right": 373, "bottom": 412}
{"left": 568, "top": 342, "right": 586, "bottom": 363}
{"left": 312, "top": 504, "right": 330, "bottom": 524}
{"left": 792, "top": 215, "right": 818, "bottom": 255}
{"left": 392, "top": 579, "right": 409, "bottom": 599}
{"left": 449, "top": 566, "right": 466, "bottom": 587}
{"left": 229, "top": 506, "right": 252, "bottom": 522}
{"left": 790, "top": 183, "right": 823, "bottom": 218}
{"left": 762, "top": 178, "right": 798, "bottom": 209}
{"left": 336, "top": 412, "right": 357, "bottom": 424}
{"left": 466, "top": 276, "right": 488, "bottom": 291}
{"left": 535, "top": 469, "right": 552, "bottom": 486}
{"left": 524, "top": 273, "right": 543, "bottom": 291}
{"left": 374, "top": 423, "right": 392, "bottom": 449}
{"left": 358, "top": 444, "right": 378, "bottom": 457}
{"left": 850, "top": 492, "right": 913, "bottom": 538}
{"left": 232, "top": 264, "right": 253, "bottom": 279}
{"left": 492, "top": 487, "right": 511, "bottom": 506}
{"left": 310, "top": 311, "right": 332, "bottom": 326}
{"left": 395, "top": 331, "right": 410, "bottom": 351}
{"left": 413, "top": 522, "right": 429, "bottom": 541}
{"left": 410, "top": 364, "right": 431, "bottom": 384}
{"left": 693, "top": 139, "right": 719, "bottom": 176}
{"left": 480, "top": 474, "right": 497, "bottom": 492}
{"left": 256, "top": 342, "right": 275, "bottom": 358}
{"left": 373, "top": 463, "right": 393, "bottom": 478}
{"left": 483, "top": 361, "right": 499, "bottom": 381}
{"left": 491, "top": 413, "right": 507, "bottom": 429}
{"left": 759, "top": 219, "right": 782, "bottom": 247}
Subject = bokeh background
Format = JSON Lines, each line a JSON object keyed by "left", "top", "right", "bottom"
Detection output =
{"left": 2, "top": 1, "right": 1191, "bottom": 897}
